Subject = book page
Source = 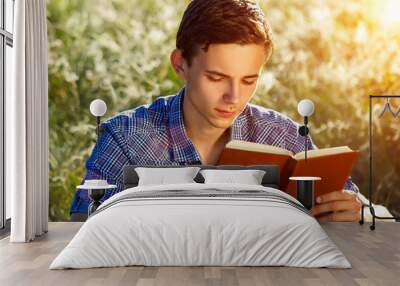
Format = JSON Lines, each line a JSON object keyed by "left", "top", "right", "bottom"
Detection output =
{"left": 293, "top": 146, "right": 353, "bottom": 160}
{"left": 225, "top": 140, "right": 294, "bottom": 156}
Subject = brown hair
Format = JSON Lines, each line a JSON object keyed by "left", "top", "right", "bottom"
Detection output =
{"left": 176, "top": 0, "right": 274, "bottom": 66}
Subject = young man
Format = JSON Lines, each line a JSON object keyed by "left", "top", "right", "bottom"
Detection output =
{"left": 70, "top": 0, "right": 361, "bottom": 222}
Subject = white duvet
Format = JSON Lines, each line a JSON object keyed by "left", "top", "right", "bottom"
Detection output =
{"left": 50, "top": 183, "right": 351, "bottom": 269}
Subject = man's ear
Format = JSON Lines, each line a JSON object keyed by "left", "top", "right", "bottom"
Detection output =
{"left": 170, "top": 49, "right": 188, "bottom": 80}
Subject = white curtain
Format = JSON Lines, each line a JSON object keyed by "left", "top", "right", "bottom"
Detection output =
{"left": 7, "top": 0, "right": 49, "bottom": 242}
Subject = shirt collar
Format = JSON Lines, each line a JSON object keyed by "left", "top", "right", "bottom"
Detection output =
{"left": 168, "top": 87, "right": 201, "bottom": 164}
{"left": 230, "top": 108, "right": 249, "bottom": 141}
{"left": 168, "top": 87, "right": 250, "bottom": 164}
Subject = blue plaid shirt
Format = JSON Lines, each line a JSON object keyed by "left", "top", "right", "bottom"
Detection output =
{"left": 70, "top": 87, "right": 358, "bottom": 214}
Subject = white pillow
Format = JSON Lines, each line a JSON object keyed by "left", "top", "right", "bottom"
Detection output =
{"left": 135, "top": 167, "right": 201, "bottom": 186}
{"left": 200, "top": 169, "right": 266, "bottom": 185}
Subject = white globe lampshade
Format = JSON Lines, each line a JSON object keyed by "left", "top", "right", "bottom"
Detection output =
{"left": 297, "top": 99, "right": 315, "bottom": 117}
{"left": 90, "top": 99, "right": 107, "bottom": 117}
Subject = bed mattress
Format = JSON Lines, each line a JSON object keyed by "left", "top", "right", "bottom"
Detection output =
{"left": 50, "top": 183, "right": 351, "bottom": 269}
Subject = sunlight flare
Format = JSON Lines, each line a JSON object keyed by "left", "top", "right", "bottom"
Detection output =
{"left": 382, "top": 0, "right": 400, "bottom": 27}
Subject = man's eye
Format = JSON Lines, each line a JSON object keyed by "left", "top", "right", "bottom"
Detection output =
{"left": 243, "top": 80, "right": 256, "bottom": 85}
{"left": 207, "top": 75, "right": 223, "bottom": 82}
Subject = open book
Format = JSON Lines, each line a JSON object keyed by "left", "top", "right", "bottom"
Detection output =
{"left": 216, "top": 140, "right": 359, "bottom": 199}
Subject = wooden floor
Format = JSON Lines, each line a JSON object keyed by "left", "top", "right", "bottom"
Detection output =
{"left": 0, "top": 222, "right": 399, "bottom": 286}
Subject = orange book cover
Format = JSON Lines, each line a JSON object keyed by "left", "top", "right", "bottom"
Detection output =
{"left": 216, "top": 140, "right": 359, "bottom": 201}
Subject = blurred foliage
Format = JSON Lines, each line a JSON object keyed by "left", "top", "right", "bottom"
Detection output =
{"left": 47, "top": 0, "right": 400, "bottom": 221}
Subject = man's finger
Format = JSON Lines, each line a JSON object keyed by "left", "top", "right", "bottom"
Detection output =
{"left": 316, "top": 189, "right": 356, "bottom": 204}
{"left": 316, "top": 211, "right": 361, "bottom": 222}
{"left": 311, "top": 200, "right": 361, "bottom": 216}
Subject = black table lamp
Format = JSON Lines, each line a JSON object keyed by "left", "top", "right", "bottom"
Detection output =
{"left": 290, "top": 99, "right": 321, "bottom": 210}
{"left": 76, "top": 99, "right": 116, "bottom": 216}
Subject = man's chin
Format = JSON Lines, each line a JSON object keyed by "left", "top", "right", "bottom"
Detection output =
{"left": 208, "top": 117, "right": 235, "bottom": 129}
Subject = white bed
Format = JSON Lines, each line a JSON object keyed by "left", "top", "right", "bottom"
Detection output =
{"left": 50, "top": 183, "right": 351, "bottom": 269}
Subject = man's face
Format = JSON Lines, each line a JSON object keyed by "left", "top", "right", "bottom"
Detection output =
{"left": 181, "top": 43, "right": 267, "bottom": 130}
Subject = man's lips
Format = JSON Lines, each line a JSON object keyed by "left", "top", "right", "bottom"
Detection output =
{"left": 215, "top": 108, "right": 236, "bottom": 118}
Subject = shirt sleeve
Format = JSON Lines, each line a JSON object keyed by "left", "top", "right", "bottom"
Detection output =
{"left": 283, "top": 117, "right": 359, "bottom": 193}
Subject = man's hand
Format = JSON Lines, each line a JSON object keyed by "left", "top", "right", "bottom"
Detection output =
{"left": 311, "top": 190, "right": 362, "bottom": 222}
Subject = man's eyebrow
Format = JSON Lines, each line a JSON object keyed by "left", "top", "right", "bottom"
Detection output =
{"left": 204, "top": 70, "right": 259, "bottom": 79}
{"left": 243, "top": 74, "right": 259, "bottom": 79}
{"left": 204, "top": 70, "right": 229, "bottom": 77}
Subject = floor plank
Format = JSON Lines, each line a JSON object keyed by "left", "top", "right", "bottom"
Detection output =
{"left": 0, "top": 222, "right": 399, "bottom": 286}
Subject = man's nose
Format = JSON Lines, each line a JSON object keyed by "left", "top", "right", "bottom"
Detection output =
{"left": 223, "top": 82, "right": 240, "bottom": 104}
